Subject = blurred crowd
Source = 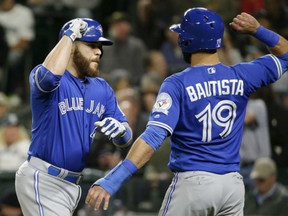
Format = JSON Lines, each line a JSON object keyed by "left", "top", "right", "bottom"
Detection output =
{"left": 0, "top": 0, "right": 288, "bottom": 215}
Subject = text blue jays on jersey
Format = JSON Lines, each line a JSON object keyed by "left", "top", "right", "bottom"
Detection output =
{"left": 58, "top": 97, "right": 105, "bottom": 117}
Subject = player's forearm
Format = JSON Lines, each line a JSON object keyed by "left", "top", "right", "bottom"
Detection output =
{"left": 43, "top": 36, "right": 73, "bottom": 75}
{"left": 126, "top": 137, "right": 155, "bottom": 169}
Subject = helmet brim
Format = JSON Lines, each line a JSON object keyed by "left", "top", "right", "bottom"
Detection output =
{"left": 169, "top": 24, "right": 182, "bottom": 33}
{"left": 98, "top": 37, "right": 113, "bottom": 46}
{"left": 78, "top": 36, "right": 113, "bottom": 45}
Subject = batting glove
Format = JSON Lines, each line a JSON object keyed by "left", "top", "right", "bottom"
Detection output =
{"left": 95, "top": 117, "right": 126, "bottom": 139}
{"left": 64, "top": 18, "right": 88, "bottom": 42}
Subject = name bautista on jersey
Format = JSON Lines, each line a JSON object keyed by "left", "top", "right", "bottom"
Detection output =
{"left": 186, "top": 79, "right": 244, "bottom": 102}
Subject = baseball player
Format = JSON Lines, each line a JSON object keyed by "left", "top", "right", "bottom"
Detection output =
{"left": 15, "top": 18, "right": 133, "bottom": 216}
{"left": 85, "top": 8, "right": 288, "bottom": 216}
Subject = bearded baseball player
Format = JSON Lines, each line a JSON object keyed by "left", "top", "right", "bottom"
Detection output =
{"left": 85, "top": 7, "right": 288, "bottom": 216}
{"left": 15, "top": 18, "right": 133, "bottom": 216}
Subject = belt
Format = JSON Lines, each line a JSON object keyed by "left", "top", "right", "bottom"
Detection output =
{"left": 28, "top": 156, "right": 83, "bottom": 185}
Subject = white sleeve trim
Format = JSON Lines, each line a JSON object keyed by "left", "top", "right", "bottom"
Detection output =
{"left": 268, "top": 54, "right": 283, "bottom": 79}
{"left": 147, "top": 121, "right": 173, "bottom": 135}
{"left": 35, "top": 67, "right": 60, "bottom": 93}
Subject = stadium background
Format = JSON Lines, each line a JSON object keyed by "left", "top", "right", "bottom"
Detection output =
{"left": 0, "top": 0, "right": 288, "bottom": 215}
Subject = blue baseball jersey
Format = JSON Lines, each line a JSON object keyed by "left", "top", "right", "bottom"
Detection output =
{"left": 148, "top": 54, "right": 287, "bottom": 174}
{"left": 28, "top": 65, "right": 127, "bottom": 172}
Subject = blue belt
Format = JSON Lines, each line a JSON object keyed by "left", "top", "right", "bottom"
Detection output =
{"left": 28, "top": 156, "right": 83, "bottom": 185}
{"left": 47, "top": 166, "right": 83, "bottom": 185}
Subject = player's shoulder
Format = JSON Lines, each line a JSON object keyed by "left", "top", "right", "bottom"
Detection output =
{"left": 164, "top": 67, "right": 192, "bottom": 83}
{"left": 165, "top": 66, "right": 205, "bottom": 83}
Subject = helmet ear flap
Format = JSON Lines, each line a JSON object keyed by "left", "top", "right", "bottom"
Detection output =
{"left": 178, "top": 38, "right": 193, "bottom": 53}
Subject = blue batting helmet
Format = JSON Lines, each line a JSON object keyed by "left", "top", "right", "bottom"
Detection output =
{"left": 170, "top": 7, "right": 224, "bottom": 53}
{"left": 59, "top": 18, "right": 113, "bottom": 45}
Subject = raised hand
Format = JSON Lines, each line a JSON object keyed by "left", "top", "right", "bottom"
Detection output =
{"left": 229, "top": 12, "right": 260, "bottom": 34}
{"left": 64, "top": 18, "right": 88, "bottom": 41}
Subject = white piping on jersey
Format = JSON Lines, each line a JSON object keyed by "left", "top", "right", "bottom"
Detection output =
{"left": 148, "top": 121, "right": 173, "bottom": 135}
{"left": 35, "top": 66, "right": 60, "bottom": 93}
{"left": 269, "top": 54, "right": 282, "bottom": 79}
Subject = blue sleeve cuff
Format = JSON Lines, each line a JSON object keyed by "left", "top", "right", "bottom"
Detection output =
{"left": 140, "top": 125, "right": 168, "bottom": 151}
{"left": 112, "top": 125, "right": 132, "bottom": 148}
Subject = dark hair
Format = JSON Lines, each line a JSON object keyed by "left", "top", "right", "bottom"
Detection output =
{"left": 182, "top": 50, "right": 217, "bottom": 64}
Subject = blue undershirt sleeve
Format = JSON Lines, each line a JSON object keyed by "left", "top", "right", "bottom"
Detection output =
{"left": 140, "top": 125, "right": 169, "bottom": 151}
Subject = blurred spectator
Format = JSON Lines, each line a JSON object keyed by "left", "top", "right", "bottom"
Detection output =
{"left": 270, "top": 91, "right": 288, "bottom": 169}
{"left": 100, "top": 11, "right": 147, "bottom": 86}
{"left": 0, "top": 113, "right": 30, "bottom": 171}
{"left": 160, "top": 18, "right": 189, "bottom": 74}
{"left": 108, "top": 69, "right": 131, "bottom": 92}
{"left": 205, "top": 0, "right": 240, "bottom": 23}
{"left": 0, "top": 0, "right": 35, "bottom": 101}
{"left": 133, "top": 0, "right": 165, "bottom": 49}
{"left": 0, "top": 190, "right": 22, "bottom": 216}
{"left": 282, "top": 91, "right": 288, "bottom": 111}
{"left": 144, "top": 50, "right": 168, "bottom": 80}
{"left": 272, "top": 73, "right": 288, "bottom": 94}
{"left": 0, "top": 92, "right": 10, "bottom": 125}
{"left": 264, "top": 0, "right": 288, "bottom": 39}
{"left": 140, "top": 72, "right": 162, "bottom": 117}
{"left": 116, "top": 88, "right": 147, "bottom": 139}
{"left": 0, "top": 24, "right": 8, "bottom": 91}
{"left": 240, "top": 97, "right": 271, "bottom": 189}
{"left": 218, "top": 30, "right": 243, "bottom": 65}
{"left": 244, "top": 157, "right": 288, "bottom": 215}
{"left": 88, "top": 138, "right": 122, "bottom": 173}
{"left": 240, "top": 0, "right": 264, "bottom": 14}
{"left": 253, "top": 86, "right": 288, "bottom": 170}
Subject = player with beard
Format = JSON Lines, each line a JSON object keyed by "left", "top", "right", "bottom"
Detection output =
{"left": 15, "top": 18, "right": 133, "bottom": 216}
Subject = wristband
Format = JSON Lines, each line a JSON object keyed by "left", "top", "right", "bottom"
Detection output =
{"left": 254, "top": 25, "right": 280, "bottom": 48}
{"left": 112, "top": 125, "right": 132, "bottom": 148}
{"left": 94, "top": 159, "right": 138, "bottom": 195}
{"left": 64, "top": 29, "right": 77, "bottom": 42}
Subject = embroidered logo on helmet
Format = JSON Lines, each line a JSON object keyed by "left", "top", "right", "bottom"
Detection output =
{"left": 152, "top": 93, "right": 172, "bottom": 115}
{"left": 96, "top": 25, "right": 103, "bottom": 34}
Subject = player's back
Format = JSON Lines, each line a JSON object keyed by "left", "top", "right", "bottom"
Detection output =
{"left": 149, "top": 54, "right": 284, "bottom": 173}
{"left": 167, "top": 63, "right": 249, "bottom": 173}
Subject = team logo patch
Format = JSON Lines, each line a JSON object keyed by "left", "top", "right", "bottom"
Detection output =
{"left": 152, "top": 93, "right": 172, "bottom": 115}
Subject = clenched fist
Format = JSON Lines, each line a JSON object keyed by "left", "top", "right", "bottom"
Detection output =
{"left": 64, "top": 18, "right": 88, "bottom": 41}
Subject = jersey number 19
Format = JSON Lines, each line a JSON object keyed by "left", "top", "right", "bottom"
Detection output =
{"left": 195, "top": 100, "right": 237, "bottom": 142}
